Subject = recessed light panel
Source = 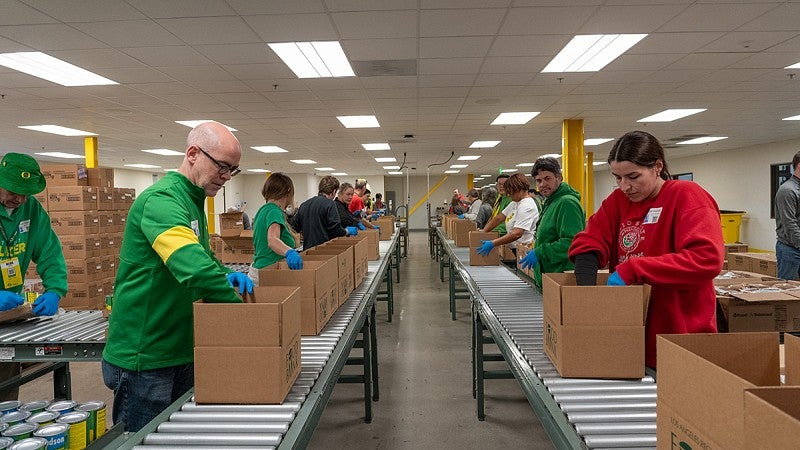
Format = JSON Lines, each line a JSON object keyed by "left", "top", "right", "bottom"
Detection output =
{"left": 676, "top": 136, "right": 727, "bottom": 145}
{"left": 785, "top": 61, "right": 800, "bottom": 69}
{"left": 450, "top": 164, "right": 468, "bottom": 169}
{"left": 142, "top": 149, "right": 184, "bottom": 156}
{"left": 584, "top": 138, "right": 613, "bottom": 146}
{"left": 782, "top": 114, "right": 800, "bottom": 121}
{"left": 175, "top": 120, "right": 237, "bottom": 131}
{"left": 315, "top": 167, "right": 334, "bottom": 171}
{"left": 268, "top": 41, "right": 355, "bottom": 78}
{"left": 375, "top": 157, "right": 396, "bottom": 163}
{"left": 383, "top": 165, "right": 400, "bottom": 170}
{"left": 251, "top": 146, "right": 288, "bottom": 153}
{"left": 501, "top": 168, "right": 518, "bottom": 173}
{"left": 125, "top": 164, "right": 161, "bottom": 169}
{"left": 290, "top": 159, "right": 316, "bottom": 164}
{"left": 637, "top": 109, "right": 706, "bottom": 122}
{"left": 34, "top": 152, "right": 84, "bottom": 159}
{"left": 362, "top": 143, "right": 390, "bottom": 151}
{"left": 541, "top": 153, "right": 561, "bottom": 159}
{"left": 19, "top": 125, "right": 97, "bottom": 136}
{"left": 469, "top": 140, "right": 501, "bottom": 148}
{"left": 387, "top": 171, "right": 403, "bottom": 175}
{"left": 0, "top": 52, "right": 117, "bottom": 86}
{"left": 248, "top": 169, "right": 271, "bottom": 173}
{"left": 337, "top": 115, "right": 379, "bottom": 128}
{"left": 444, "top": 170, "right": 460, "bottom": 174}
{"left": 491, "top": 112, "right": 539, "bottom": 125}
{"left": 331, "top": 172, "right": 348, "bottom": 176}
{"left": 458, "top": 155, "right": 481, "bottom": 161}
{"left": 542, "top": 34, "right": 647, "bottom": 72}
{"left": 516, "top": 162, "right": 535, "bottom": 167}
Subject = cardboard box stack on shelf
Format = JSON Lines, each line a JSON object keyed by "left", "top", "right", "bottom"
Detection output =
{"left": 40, "top": 165, "right": 133, "bottom": 310}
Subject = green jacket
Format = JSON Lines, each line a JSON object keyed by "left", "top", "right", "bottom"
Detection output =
{"left": 0, "top": 197, "right": 66, "bottom": 296}
{"left": 252, "top": 202, "right": 294, "bottom": 269}
{"left": 490, "top": 195, "right": 513, "bottom": 236}
{"left": 533, "top": 182, "right": 585, "bottom": 287}
{"left": 103, "top": 172, "right": 240, "bottom": 371}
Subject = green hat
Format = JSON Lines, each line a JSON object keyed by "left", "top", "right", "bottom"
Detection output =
{"left": 0, "top": 153, "right": 46, "bottom": 195}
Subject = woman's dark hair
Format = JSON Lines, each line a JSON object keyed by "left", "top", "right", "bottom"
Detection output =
{"left": 375, "top": 193, "right": 382, "bottom": 200}
{"left": 338, "top": 182, "right": 353, "bottom": 196}
{"left": 532, "top": 157, "right": 562, "bottom": 178}
{"left": 608, "top": 130, "right": 670, "bottom": 180}
{"left": 504, "top": 173, "right": 530, "bottom": 194}
{"left": 262, "top": 172, "right": 294, "bottom": 202}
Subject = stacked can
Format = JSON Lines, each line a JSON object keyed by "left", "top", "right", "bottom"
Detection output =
{"left": 7, "top": 437, "right": 47, "bottom": 449}
{"left": 56, "top": 411, "right": 88, "bottom": 449}
{"left": 0, "top": 437, "right": 12, "bottom": 449}
{"left": 1, "top": 423, "right": 36, "bottom": 441}
{"left": 0, "top": 403, "right": 19, "bottom": 416}
{"left": 75, "top": 402, "right": 105, "bottom": 442}
{"left": 33, "top": 423, "right": 69, "bottom": 449}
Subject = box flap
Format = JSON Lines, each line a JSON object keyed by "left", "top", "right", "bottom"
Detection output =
{"left": 786, "top": 334, "right": 800, "bottom": 385}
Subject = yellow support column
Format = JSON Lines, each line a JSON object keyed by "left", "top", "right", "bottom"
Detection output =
{"left": 467, "top": 173, "right": 474, "bottom": 191}
{"left": 585, "top": 152, "right": 594, "bottom": 218}
{"left": 207, "top": 197, "right": 216, "bottom": 234}
{"left": 562, "top": 119, "right": 584, "bottom": 201}
{"left": 84, "top": 137, "right": 98, "bottom": 168}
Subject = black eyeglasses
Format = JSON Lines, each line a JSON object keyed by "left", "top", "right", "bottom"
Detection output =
{"left": 197, "top": 146, "right": 241, "bottom": 176}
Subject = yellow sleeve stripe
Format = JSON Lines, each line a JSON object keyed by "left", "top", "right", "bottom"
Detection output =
{"left": 152, "top": 226, "right": 200, "bottom": 264}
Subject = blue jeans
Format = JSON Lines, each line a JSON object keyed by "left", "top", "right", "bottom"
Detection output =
{"left": 776, "top": 241, "right": 800, "bottom": 280}
{"left": 101, "top": 359, "right": 194, "bottom": 432}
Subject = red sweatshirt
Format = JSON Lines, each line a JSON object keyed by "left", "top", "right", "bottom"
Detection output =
{"left": 569, "top": 180, "right": 724, "bottom": 368}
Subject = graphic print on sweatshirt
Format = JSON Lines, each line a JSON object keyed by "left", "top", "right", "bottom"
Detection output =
{"left": 619, "top": 220, "right": 645, "bottom": 264}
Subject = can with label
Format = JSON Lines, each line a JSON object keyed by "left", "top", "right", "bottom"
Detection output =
{"left": 0, "top": 437, "right": 13, "bottom": 449}
{"left": 75, "top": 402, "right": 105, "bottom": 442}
{"left": 0, "top": 412, "right": 30, "bottom": 427}
{"left": 1, "top": 423, "right": 36, "bottom": 441}
{"left": 0, "top": 424, "right": 8, "bottom": 434}
{"left": 46, "top": 401, "right": 76, "bottom": 415}
{"left": 18, "top": 402, "right": 48, "bottom": 416}
{"left": 104, "top": 295, "right": 112, "bottom": 312}
{"left": 26, "top": 411, "right": 59, "bottom": 427}
{"left": 8, "top": 437, "right": 48, "bottom": 450}
{"left": 33, "top": 423, "right": 69, "bottom": 450}
{"left": 22, "top": 292, "right": 39, "bottom": 305}
{"left": 0, "top": 403, "right": 19, "bottom": 416}
{"left": 56, "top": 411, "right": 88, "bottom": 450}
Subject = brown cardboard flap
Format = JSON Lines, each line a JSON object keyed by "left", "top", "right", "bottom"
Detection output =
{"left": 744, "top": 387, "right": 800, "bottom": 449}
{"left": 786, "top": 334, "right": 800, "bottom": 385}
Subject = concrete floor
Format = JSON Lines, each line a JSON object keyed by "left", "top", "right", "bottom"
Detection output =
{"left": 17, "top": 230, "right": 553, "bottom": 449}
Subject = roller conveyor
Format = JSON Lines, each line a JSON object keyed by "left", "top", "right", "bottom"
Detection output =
{"left": 436, "top": 228, "right": 656, "bottom": 450}
{"left": 109, "top": 231, "right": 400, "bottom": 450}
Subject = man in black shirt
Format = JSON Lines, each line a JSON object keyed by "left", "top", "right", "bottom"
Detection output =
{"left": 290, "top": 176, "right": 357, "bottom": 249}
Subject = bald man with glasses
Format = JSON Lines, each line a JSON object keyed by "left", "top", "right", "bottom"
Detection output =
{"left": 102, "top": 121, "right": 253, "bottom": 432}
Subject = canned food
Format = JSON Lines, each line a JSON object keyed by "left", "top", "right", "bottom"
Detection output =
{"left": 0, "top": 437, "right": 13, "bottom": 449}
{"left": 46, "top": 401, "right": 76, "bottom": 415}
{"left": 26, "top": 411, "right": 59, "bottom": 427}
{"left": 56, "top": 411, "right": 88, "bottom": 450}
{"left": 33, "top": 423, "right": 69, "bottom": 450}
{"left": 104, "top": 295, "right": 112, "bottom": 312}
{"left": 75, "top": 401, "right": 105, "bottom": 442}
{"left": 18, "top": 402, "right": 48, "bottom": 415}
{"left": 22, "top": 292, "right": 39, "bottom": 305}
{"left": 0, "top": 403, "right": 19, "bottom": 416}
{"left": 8, "top": 437, "right": 48, "bottom": 450}
{"left": 0, "top": 412, "right": 30, "bottom": 427}
{"left": 0, "top": 424, "right": 9, "bottom": 434}
{"left": 1, "top": 423, "right": 37, "bottom": 441}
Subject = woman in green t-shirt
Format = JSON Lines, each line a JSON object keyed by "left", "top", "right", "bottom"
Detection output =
{"left": 248, "top": 173, "right": 303, "bottom": 284}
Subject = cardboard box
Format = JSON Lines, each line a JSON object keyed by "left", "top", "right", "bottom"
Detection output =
{"left": 60, "top": 234, "right": 101, "bottom": 259}
{"left": 516, "top": 243, "right": 534, "bottom": 279}
{"left": 86, "top": 168, "right": 114, "bottom": 188}
{"left": 66, "top": 257, "right": 104, "bottom": 284}
{"left": 113, "top": 210, "right": 127, "bottom": 233}
{"left": 60, "top": 281, "right": 104, "bottom": 310}
{"left": 744, "top": 386, "right": 800, "bottom": 450}
{"left": 96, "top": 187, "right": 115, "bottom": 210}
{"left": 304, "top": 247, "right": 352, "bottom": 306}
{"left": 542, "top": 273, "right": 650, "bottom": 379}
{"left": 656, "top": 332, "right": 791, "bottom": 450}
{"left": 41, "top": 164, "right": 87, "bottom": 186}
{"left": 33, "top": 190, "right": 47, "bottom": 210}
{"left": 716, "top": 280, "right": 800, "bottom": 332}
{"left": 47, "top": 186, "right": 99, "bottom": 212}
{"left": 468, "top": 231, "right": 500, "bottom": 266}
{"left": 452, "top": 219, "right": 477, "bottom": 247}
{"left": 49, "top": 210, "right": 99, "bottom": 236}
{"left": 750, "top": 253, "right": 778, "bottom": 277}
{"left": 217, "top": 236, "right": 254, "bottom": 264}
{"left": 714, "top": 270, "right": 779, "bottom": 286}
{"left": 259, "top": 259, "right": 338, "bottom": 335}
{"left": 372, "top": 217, "right": 394, "bottom": 240}
{"left": 0, "top": 303, "right": 34, "bottom": 324}
{"left": 219, "top": 212, "right": 245, "bottom": 238}
{"left": 112, "top": 188, "right": 135, "bottom": 210}
{"left": 725, "top": 243, "right": 749, "bottom": 259}
{"left": 328, "top": 237, "right": 369, "bottom": 288}
{"left": 98, "top": 211, "right": 114, "bottom": 233}
{"left": 358, "top": 228, "right": 380, "bottom": 260}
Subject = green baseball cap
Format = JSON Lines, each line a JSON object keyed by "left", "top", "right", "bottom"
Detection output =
{"left": 0, "top": 153, "right": 46, "bottom": 195}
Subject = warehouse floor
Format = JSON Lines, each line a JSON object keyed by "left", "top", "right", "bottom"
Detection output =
{"left": 18, "top": 230, "right": 552, "bottom": 449}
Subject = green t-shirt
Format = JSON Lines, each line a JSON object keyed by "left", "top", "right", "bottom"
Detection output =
{"left": 253, "top": 202, "right": 295, "bottom": 269}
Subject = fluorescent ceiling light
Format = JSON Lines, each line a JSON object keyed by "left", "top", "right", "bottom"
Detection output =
{"left": 337, "top": 115, "right": 379, "bottom": 128}
{"left": 491, "top": 112, "right": 539, "bottom": 125}
{"left": 785, "top": 61, "right": 800, "bottom": 69}
{"left": 593, "top": 161, "right": 607, "bottom": 166}
{"left": 516, "top": 162, "right": 535, "bottom": 167}
{"left": 480, "top": 174, "right": 492, "bottom": 177}
{"left": 782, "top": 114, "right": 800, "bottom": 121}
{"left": 175, "top": 120, "right": 237, "bottom": 131}
{"left": 542, "top": 34, "right": 647, "bottom": 73}
{"left": 470, "top": 140, "right": 501, "bottom": 148}
{"left": 362, "top": 143, "right": 390, "bottom": 151}
{"left": 450, "top": 164, "right": 468, "bottom": 169}
{"left": 19, "top": 125, "right": 96, "bottom": 136}
{"left": 248, "top": 169, "right": 271, "bottom": 173}
{"left": 542, "top": 153, "right": 561, "bottom": 159}
{"left": 125, "top": 164, "right": 161, "bottom": 169}
{"left": 501, "top": 168, "right": 518, "bottom": 173}
{"left": 142, "top": 149, "right": 183, "bottom": 156}
{"left": 375, "top": 157, "right": 396, "bottom": 163}
{"left": 315, "top": 167, "right": 334, "bottom": 171}
{"left": 332, "top": 172, "right": 348, "bottom": 176}
{"left": 525, "top": 174, "right": 533, "bottom": 177}
{"left": 458, "top": 155, "right": 481, "bottom": 161}
{"left": 387, "top": 171, "right": 403, "bottom": 175}
{"left": 268, "top": 41, "right": 354, "bottom": 79}
{"left": 0, "top": 51, "right": 117, "bottom": 86}
{"left": 290, "top": 159, "right": 316, "bottom": 164}
{"left": 165, "top": 169, "right": 179, "bottom": 172}
{"left": 383, "top": 165, "right": 400, "bottom": 170}
{"left": 34, "top": 152, "right": 84, "bottom": 159}
{"left": 584, "top": 138, "right": 613, "bottom": 146}
{"left": 251, "top": 146, "right": 288, "bottom": 153}
{"left": 676, "top": 136, "right": 727, "bottom": 145}
{"left": 637, "top": 109, "right": 706, "bottom": 122}
{"left": 444, "top": 170, "right": 460, "bottom": 174}
{"left": 473, "top": 178, "right": 484, "bottom": 182}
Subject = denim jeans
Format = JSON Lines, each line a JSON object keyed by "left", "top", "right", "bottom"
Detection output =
{"left": 101, "top": 359, "right": 194, "bottom": 432}
{"left": 776, "top": 241, "right": 800, "bottom": 281}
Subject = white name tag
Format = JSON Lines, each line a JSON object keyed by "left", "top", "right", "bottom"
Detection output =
{"left": 643, "top": 207, "right": 662, "bottom": 224}
{"left": 18, "top": 220, "right": 30, "bottom": 233}
{"left": 191, "top": 220, "right": 200, "bottom": 236}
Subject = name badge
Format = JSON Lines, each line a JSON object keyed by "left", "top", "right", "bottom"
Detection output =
{"left": 1, "top": 258, "right": 22, "bottom": 289}
{"left": 190, "top": 220, "right": 200, "bottom": 237}
{"left": 18, "top": 220, "right": 30, "bottom": 234}
{"left": 643, "top": 207, "right": 662, "bottom": 224}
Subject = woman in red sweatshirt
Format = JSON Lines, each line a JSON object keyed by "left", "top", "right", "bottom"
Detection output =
{"left": 568, "top": 130, "right": 724, "bottom": 368}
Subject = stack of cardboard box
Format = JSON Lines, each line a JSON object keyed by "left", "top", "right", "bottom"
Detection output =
{"left": 213, "top": 212, "right": 254, "bottom": 264}
{"left": 727, "top": 251, "right": 777, "bottom": 277}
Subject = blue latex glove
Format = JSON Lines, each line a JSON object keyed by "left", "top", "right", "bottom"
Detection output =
{"left": 227, "top": 272, "right": 254, "bottom": 294}
{"left": 457, "top": 214, "right": 465, "bottom": 219}
{"left": 357, "top": 222, "right": 366, "bottom": 230}
{"left": 32, "top": 291, "right": 60, "bottom": 316}
{"left": 476, "top": 240, "right": 494, "bottom": 256}
{"left": 371, "top": 213, "right": 379, "bottom": 220}
{"left": 285, "top": 249, "right": 303, "bottom": 270}
{"left": 607, "top": 272, "right": 626, "bottom": 286}
{"left": 353, "top": 210, "right": 362, "bottom": 217}
{"left": 373, "top": 225, "right": 380, "bottom": 231}
{"left": 346, "top": 226, "right": 358, "bottom": 236}
{"left": 519, "top": 251, "right": 539, "bottom": 270}
{"left": 0, "top": 291, "right": 24, "bottom": 312}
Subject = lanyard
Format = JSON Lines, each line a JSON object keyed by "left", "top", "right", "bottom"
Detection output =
{"left": 0, "top": 223, "right": 18, "bottom": 257}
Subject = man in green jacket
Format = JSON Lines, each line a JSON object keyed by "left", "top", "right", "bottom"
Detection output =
{"left": 102, "top": 121, "right": 253, "bottom": 432}
{"left": 485, "top": 174, "right": 512, "bottom": 236}
{"left": 0, "top": 153, "right": 68, "bottom": 401}
{"left": 519, "top": 157, "right": 586, "bottom": 287}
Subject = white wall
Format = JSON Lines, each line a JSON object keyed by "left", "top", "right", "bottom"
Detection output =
{"left": 591, "top": 137, "right": 800, "bottom": 251}
{"left": 386, "top": 174, "right": 475, "bottom": 229}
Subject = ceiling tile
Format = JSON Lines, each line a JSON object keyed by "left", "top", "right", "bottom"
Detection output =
{"left": 156, "top": 17, "right": 261, "bottom": 44}
{"left": 245, "top": 13, "right": 337, "bottom": 41}
{"left": 325, "top": 0, "right": 417, "bottom": 11}
{"left": 418, "top": 58, "right": 483, "bottom": 75}
{"left": 126, "top": 0, "right": 237, "bottom": 18}
{"left": 420, "top": 37, "right": 493, "bottom": 58}
{"left": 0, "top": 1, "right": 58, "bottom": 25}
{"left": 660, "top": 3, "right": 778, "bottom": 32}
{"left": 0, "top": 24, "right": 105, "bottom": 50}
{"left": 121, "top": 46, "right": 212, "bottom": 66}
{"left": 72, "top": 20, "right": 183, "bottom": 48}
{"left": 579, "top": 4, "right": 689, "bottom": 34}
{"left": 342, "top": 38, "right": 417, "bottom": 60}
{"left": 739, "top": 3, "right": 800, "bottom": 32}
{"left": 331, "top": 11, "right": 417, "bottom": 39}
{"left": 228, "top": 0, "right": 326, "bottom": 14}
{"left": 698, "top": 31, "right": 798, "bottom": 54}
{"left": 420, "top": 9, "right": 506, "bottom": 37}
{"left": 500, "top": 6, "right": 597, "bottom": 35}
{"left": 23, "top": 0, "right": 146, "bottom": 22}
